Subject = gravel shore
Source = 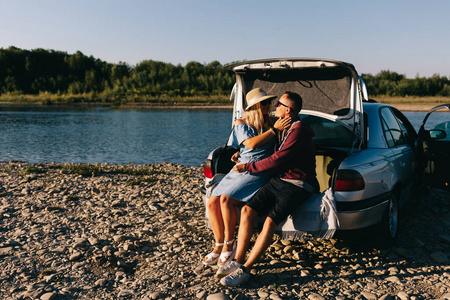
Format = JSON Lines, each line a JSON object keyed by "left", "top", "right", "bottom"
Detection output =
{"left": 0, "top": 162, "right": 449, "bottom": 300}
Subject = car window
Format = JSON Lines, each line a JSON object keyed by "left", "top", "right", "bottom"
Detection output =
{"left": 380, "top": 107, "right": 405, "bottom": 147}
{"left": 300, "top": 114, "right": 354, "bottom": 148}
{"left": 391, "top": 108, "right": 418, "bottom": 147}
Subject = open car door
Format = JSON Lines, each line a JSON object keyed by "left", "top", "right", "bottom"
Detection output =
{"left": 418, "top": 104, "right": 450, "bottom": 191}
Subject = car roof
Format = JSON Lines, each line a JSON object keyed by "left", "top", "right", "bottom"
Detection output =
{"left": 226, "top": 57, "right": 356, "bottom": 71}
{"left": 363, "top": 101, "right": 387, "bottom": 109}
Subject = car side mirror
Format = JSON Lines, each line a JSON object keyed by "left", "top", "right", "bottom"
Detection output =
{"left": 429, "top": 129, "right": 447, "bottom": 140}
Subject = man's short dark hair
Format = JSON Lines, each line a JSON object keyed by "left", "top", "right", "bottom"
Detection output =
{"left": 284, "top": 91, "right": 302, "bottom": 113}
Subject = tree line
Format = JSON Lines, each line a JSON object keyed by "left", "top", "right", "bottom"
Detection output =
{"left": 1, "top": 47, "right": 449, "bottom": 102}
{"left": 0, "top": 47, "right": 234, "bottom": 103}
{"left": 362, "top": 70, "right": 450, "bottom": 97}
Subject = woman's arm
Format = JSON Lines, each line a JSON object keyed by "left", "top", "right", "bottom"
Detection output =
{"left": 242, "top": 117, "right": 292, "bottom": 149}
{"left": 242, "top": 129, "right": 275, "bottom": 149}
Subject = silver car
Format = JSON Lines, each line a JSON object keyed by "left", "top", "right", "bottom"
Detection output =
{"left": 202, "top": 58, "right": 449, "bottom": 246}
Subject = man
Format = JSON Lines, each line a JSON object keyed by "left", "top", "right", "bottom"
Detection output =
{"left": 218, "top": 91, "right": 317, "bottom": 287}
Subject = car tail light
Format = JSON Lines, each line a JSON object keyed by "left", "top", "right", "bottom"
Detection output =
{"left": 335, "top": 169, "right": 365, "bottom": 191}
{"left": 203, "top": 159, "right": 213, "bottom": 178}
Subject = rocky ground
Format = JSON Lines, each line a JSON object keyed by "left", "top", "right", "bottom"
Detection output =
{"left": 0, "top": 162, "right": 449, "bottom": 300}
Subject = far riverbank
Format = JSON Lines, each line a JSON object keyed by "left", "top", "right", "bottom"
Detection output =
{"left": 375, "top": 96, "right": 450, "bottom": 111}
{"left": 1, "top": 95, "right": 450, "bottom": 111}
{"left": 387, "top": 103, "right": 439, "bottom": 111}
{"left": 0, "top": 102, "right": 442, "bottom": 111}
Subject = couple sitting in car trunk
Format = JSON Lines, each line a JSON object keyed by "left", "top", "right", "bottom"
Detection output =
{"left": 202, "top": 88, "right": 317, "bottom": 287}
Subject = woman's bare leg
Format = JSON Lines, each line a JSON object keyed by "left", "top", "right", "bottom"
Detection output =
{"left": 204, "top": 196, "right": 223, "bottom": 261}
{"left": 220, "top": 194, "right": 244, "bottom": 252}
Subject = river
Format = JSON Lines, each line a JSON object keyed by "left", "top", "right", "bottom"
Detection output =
{"left": 0, "top": 105, "right": 448, "bottom": 166}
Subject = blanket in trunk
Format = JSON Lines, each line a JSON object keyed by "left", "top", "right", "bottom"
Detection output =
{"left": 276, "top": 188, "right": 339, "bottom": 240}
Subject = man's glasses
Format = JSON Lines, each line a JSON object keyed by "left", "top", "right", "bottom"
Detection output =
{"left": 275, "top": 101, "right": 291, "bottom": 109}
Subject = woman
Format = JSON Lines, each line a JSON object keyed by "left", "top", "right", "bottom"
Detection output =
{"left": 203, "top": 88, "right": 291, "bottom": 267}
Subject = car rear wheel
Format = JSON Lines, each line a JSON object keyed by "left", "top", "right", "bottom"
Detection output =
{"left": 376, "top": 192, "right": 399, "bottom": 248}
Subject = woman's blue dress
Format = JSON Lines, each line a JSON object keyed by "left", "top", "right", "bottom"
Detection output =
{"left": 212, "top": 123, "right": 276, "bottom": 202}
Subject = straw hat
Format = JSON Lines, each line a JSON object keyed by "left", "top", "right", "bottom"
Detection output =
{"left": 245, "top": 88, "right": 277, "bottom": 111}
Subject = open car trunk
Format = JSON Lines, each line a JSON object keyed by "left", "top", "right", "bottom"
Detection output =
{"left": 229, "top": 58, "right": 365, "bottom": 148}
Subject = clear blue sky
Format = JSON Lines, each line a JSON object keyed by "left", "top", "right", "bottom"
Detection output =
{"left": 1, "top": 0, "right": 449, "bottom": 78}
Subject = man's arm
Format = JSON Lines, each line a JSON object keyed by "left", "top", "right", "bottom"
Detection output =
{"left": 233, "top": 126, "right": 302, "bottom": 173}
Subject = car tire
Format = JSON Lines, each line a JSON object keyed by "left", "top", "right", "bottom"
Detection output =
{"left": 376, "top": 192, "right": 399, "bottom": 248}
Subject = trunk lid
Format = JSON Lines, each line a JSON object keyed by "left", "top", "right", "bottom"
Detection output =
{"left": 228, "top": 58, "right": 365, "bottom": 145}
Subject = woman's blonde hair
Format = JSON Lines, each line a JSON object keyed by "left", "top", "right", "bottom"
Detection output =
{"left": 244, "top": 103, "right": 274, "bottom": 134}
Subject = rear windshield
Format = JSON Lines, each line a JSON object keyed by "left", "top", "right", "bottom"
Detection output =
{"left": 241, "top": 67, "right": 352, "bottom": 116}
{"left": 300, "top": 114, "right": 355, "bottom": 148}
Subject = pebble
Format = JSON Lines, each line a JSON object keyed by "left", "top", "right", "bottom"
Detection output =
{"left": 150, "top": 292, "right": 162, "bottom": 299}
{"left": 69, "top": 252, "right": 82, "bottom": 261}
{"left": 361, "top": 291, "right": 377, "bottom": 300}
{"left": 113, "top": 235, "right": 127, "bottom": 243}
{"left": 206, "top": 292, "right": 229, "bottom": 300}
{"left": 431, "top": 252, "right": 449, "bottom": 264}
{"left": 118, "top": 289, "right": 134, "bottom": 297}
{"left": 308, "top": 293, "right": 325, "bottom": 300}
{"left": 0, "top": 162, "right": 448, "bottom": 299}
{"left": 40, "top": 292, "right": 56, "bottom": 300}
{"left": 88, "top": 237, "right": 99, "bottom": 246}
{"left": 258, "top": 290, "right": 269, "bottom": 298}
{"left": 397, "top": 292, "right": 410, "bottom": 300}
{"left": 197, "top": 291, "right": 208, "bottom": 299}
{"left": 94, "top": 278, "right": 108, "bottom": 287}
{"left": 269, "top": 294, "right": 282, "bottom": 300}
{"left": 161, "top": 275, "right": 171, "bottom": 281}
{"left": 386, "top": 276, "right": 403, "bottom": 284}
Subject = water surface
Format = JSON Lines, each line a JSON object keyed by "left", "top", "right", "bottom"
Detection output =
{"left": 0, "top": 106, "right": 448, "bottom": 166}
{"left": 0, "top": 106, "right": 231, "bottom": 166}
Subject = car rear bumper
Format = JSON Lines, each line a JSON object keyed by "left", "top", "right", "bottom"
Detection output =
{"left": 336, "top": 192, "right": 390, "bottom": 230}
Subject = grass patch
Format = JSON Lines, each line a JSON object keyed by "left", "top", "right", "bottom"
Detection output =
{"left": 23, "top": 166, "right": 48, "bottom": 175}
{"left": 54, "top": 163, "right": 102, "bottom": 177}
{"left": 52, "top": 163, "right": 167, "bottom": 177}
{"left": 111, "top": 165, "right": 166, "bottom": 176}
{"left": 374, "top": 96, "right": 450, "bottom": 105}
{"left": 0, "top": 93, "right": 231, "bottom": 107}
